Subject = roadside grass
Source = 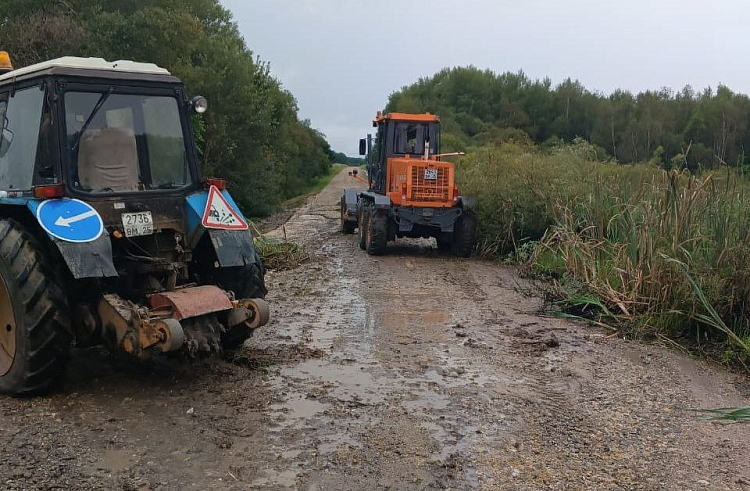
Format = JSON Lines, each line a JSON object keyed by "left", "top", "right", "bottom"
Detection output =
{"left": 694, "top": 407, "right": 750, "bottom": 423}
{"left": 294, "top": 163, "right": 348, "bottom": 197}
{"left": 459, "top": 141, "right": 750, "bottom": 367}
{"left": 248, "top": 221, "right": 309, "bottom": 271}
{"left": 248, "top": 164, "right": 349, "bottom": 221}
{"left": 248, "top": 165, "right": 349, "bottom": 270}
{"left": 254, "top": 238, "right": 308, "bottom": 271}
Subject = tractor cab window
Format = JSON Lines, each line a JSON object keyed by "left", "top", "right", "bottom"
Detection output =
{"left": 64, "top": 91, "right": 190, "bottom": 193}
{"left": 393, "top": 122, "right": 438, "bottom": 156}
{"left": 0, "top": 86, "right": 46, "bottom": 191}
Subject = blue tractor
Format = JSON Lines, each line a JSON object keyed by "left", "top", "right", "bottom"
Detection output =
{"left": 0, "top": 53, "right": 269, "bottom": 394}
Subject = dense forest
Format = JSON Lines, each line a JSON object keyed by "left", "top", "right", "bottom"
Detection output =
{"left": 330, "top": 151, "right": 365, "bottom": 166}
{"left": 387, "top": 66, "right": 750, "bottom": 169}
{"left": 0, "top": 0, "right": 334, "bottom": 215}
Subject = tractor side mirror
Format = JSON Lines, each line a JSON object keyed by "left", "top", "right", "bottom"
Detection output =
{"left": 359, "top": 138, "right": 367, "bottom": 156}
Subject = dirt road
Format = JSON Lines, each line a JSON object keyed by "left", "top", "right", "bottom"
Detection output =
{"left": 2, "top": 168, "right": 750, "bottom": 491}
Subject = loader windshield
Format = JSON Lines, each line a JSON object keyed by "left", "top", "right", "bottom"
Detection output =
{"left": 393, "top": 122, "right": 438, "bottom": 156}
{"left": 64, "top": 91, "right": 191, "bottom": 193}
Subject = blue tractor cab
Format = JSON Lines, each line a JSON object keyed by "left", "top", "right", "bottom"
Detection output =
{"left": 0, "top": 53, "right": 269, "bottom": 394}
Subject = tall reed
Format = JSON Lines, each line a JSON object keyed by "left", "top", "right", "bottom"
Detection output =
{"left": 459, "top": 142, "right": 750, "bottom": 361}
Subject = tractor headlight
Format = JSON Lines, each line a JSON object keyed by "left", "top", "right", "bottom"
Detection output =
{"left": 190, "top": 96, "right": 208, "bottom": 114}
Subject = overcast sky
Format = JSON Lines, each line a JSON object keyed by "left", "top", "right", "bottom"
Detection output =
{"left": 222, "top": 0, "right": 750, "bottom": 156}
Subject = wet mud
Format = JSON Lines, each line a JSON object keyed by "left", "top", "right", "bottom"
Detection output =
{"left": 1, "top": 168, "right": 749, "bottom": 490}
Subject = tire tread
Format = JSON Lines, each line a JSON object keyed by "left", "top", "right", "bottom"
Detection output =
{"left": 0, "top": 219, "right": 71, "bottom": 396}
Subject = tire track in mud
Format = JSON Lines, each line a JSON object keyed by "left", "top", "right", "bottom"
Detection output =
{"left": 250, "top": 168, "right": 750, "bottom": 490}
{"left": 1, "top": 167, "right": 749, "bottom": 491}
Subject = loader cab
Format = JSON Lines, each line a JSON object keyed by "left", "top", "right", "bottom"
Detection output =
{"left": 0, "top": 56, "right": 204, "bottom": 201}
{"left": 366, "top": 112, "right": 440, "bottom": 194}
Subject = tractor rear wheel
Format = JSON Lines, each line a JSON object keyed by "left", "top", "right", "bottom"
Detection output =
{"left": 218, "top": 247, "right": 267, "bottom": 301}
{"left": 365, "top": 205, "right": 388, "bottom": 255}
{"left": 217, "top": 246, "right": 267, "bottom": 352}
{"left": 0, "top": 219, "right": 71, "bottom": 395}
{"left": 358, "top": 205, "right": 369, "bottom": 250}
{"left": 450, "top": 210, "right": 477, "bottom": 258}
{"left": 340, "top": 199, "right": 356, "bottom": 234}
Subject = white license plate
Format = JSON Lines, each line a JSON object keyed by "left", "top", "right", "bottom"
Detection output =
{"left": 424, "top": 169, "right": 438, "bottom": 180}
{"left": 121, "top": 211, "right": 154, "bottom": 237}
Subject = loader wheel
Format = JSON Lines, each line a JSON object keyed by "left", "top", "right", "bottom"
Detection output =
{"left": 450, "top": 210, "right": 477, "bottom": 258}
{"left": 358, "top": 205, "right": 369, "bottom": 250}
{"left": 436, "top": 233, "right": 451, "bottom": 252}
{"left": 0, "top": 219, "right": 71, "bottom": 395}
{"left": 340, "top": 200, "right": 356, "bottom": 234}
{"left": 365, "top": 206, "right": 388, "bottom": 256}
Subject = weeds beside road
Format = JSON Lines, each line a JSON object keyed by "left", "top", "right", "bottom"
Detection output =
{"left": 460, "top": 141, "right": 750, "bottom": 366}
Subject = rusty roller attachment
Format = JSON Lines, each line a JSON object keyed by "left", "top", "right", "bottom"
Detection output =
{"left": 227, "top": 298, "right": 270, "bottom": 329}
{"left": 97, "top": 285, "right": 269, "bottom": 358}
{"left": 152, "top": 318, "right": 185, "bottom": 352}
{"left": 99, "top": 294, "right": 187, "bottom": 356}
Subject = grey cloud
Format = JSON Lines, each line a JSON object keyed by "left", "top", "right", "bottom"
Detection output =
{"left": 223, "top": 0, "right": 750, "bottom": 155}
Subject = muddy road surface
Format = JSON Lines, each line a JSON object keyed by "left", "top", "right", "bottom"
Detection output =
{"left": 2, "top": 168, "right": 750, "bottom": 491}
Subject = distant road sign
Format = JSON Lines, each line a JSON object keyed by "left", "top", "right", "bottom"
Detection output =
{"left": 36, "top": 198, "right": 104, "bottom": 243}
{"left": 202, "top": 185, "right": 248, "bottom": 230}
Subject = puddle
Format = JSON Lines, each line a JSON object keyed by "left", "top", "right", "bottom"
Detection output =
{"left": 402, "top": 389, "right": 450, "bottom": 411}
{"left": 101, "top": 449, "right": 132, "bottom": 472}
{"left": 251, "top": 469, "right": 299, "bottom": 488}
{"left": 318, "top": 434, "right": 362, "bottom": 454}
{"left": 281, "top": 359, "right": 383, "bottom": 405}
{"left": 382, "top": 310, "right": 451, "bottom": 344}
{"left": 271, "top": 397, "right": 328, "bottom": 419}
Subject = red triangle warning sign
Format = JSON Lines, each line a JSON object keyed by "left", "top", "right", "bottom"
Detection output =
{"left": 202, "top": 185, "right": 249, "bottom": 230}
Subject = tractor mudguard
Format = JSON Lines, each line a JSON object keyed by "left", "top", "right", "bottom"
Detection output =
{"left": 184, "top": 188, "right": 260, "bottom": 268}
{"left": 55, "top": 235, "right": 118, "bottom": 279}
{"left": 359, "top": 191, "right": 391, "bottom": 208}
{"left": 2, "top": 199, "right": 118, "bottom": 280}
{"left": 208, "top": 229, "right": 259, "bottom": 268}
{"left": 184, "top": 188, "right": 248, "bottom": 246}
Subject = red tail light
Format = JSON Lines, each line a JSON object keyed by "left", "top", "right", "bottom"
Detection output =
{"left": 33, "top": 184, "right": 65, "bottom": 199}
{"left": 204, "top": 178, "right": 226, "bottom": 190}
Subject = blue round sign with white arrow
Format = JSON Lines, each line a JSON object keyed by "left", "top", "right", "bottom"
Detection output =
{"left": 36, "top": 199, "right": 104, "bottom": 243}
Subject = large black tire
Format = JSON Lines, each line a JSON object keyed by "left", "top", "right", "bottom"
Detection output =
{"left": 450, "top": 210, "right": 477, "bottom": 258}
{"left": 217, "top": 246, "right": 267, "bottom": 300}
{"left": 0, "top": 219, "right": 71, "bottom": 395}
{"left": 217, "top": 247, "right": 267, "bottom": 352}
{"left": 358, "top": 205, "right": 369, "bottom": 250}
{"left": 365, "top": 205, "right": 388, "bottom": 255}
{"left": 340, "top": 200, "right": 356, "bottom": 234}
{"left": 436, "top": 233, "right": 451, "bottom": 252}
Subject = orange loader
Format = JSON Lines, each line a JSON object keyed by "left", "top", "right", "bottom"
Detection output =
{"left": 341, "top": 112, "right": 476, "bottom": 256}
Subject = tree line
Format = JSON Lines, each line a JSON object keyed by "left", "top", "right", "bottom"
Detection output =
{"left": 1, "top": 0, "right": 334, "bottom": 215}
{"left": 386, "top": 66, "right": 750, "bottom": 170}
{"left": 330, "top": 151, "right": 365, "bottom": 166}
